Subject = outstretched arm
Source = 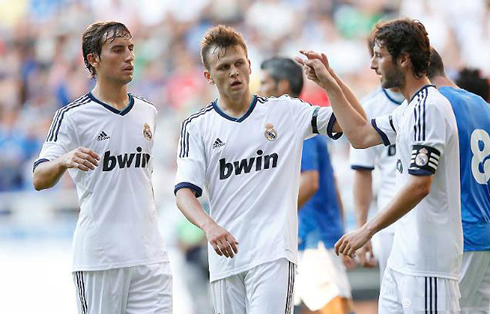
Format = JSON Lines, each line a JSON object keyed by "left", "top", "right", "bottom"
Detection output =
{"left": 33, "top": 147, "right": 99, "bottom": 191}
{"left": 176, "top": 188, "right": 239, "bottom": 258}
{"left": 296, "top": 51, "right": 383, "bottom": 148}
{"left": 335, "top": 174, "right": 433, "bottom": 257}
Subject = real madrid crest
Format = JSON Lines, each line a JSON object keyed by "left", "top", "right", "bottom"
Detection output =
{"left": 415, "top": 148, "right": 429, "bottom": 166}
{"left": 264, "top": 123, "right": 278, "bottom": 141}
{"left": 143, "top": 123, "right": 152, "bottom": 141}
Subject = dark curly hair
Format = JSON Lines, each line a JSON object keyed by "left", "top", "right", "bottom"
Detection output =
{"left": 374, "top": 18, "right": 430, "bottom": 79}
{"left": 82, "top": 21, "right": 132, "bottom": 79}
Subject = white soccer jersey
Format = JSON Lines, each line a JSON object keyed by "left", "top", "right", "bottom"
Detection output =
{"left": 34, "top": 93, "right": 168, "bottom": 271}
{"left": 349, "top": 87, "right": 404, "bottom": 233}
{"left": 175, "top": 95, "right": 339, "bottom": 282}
{"left": 372, "top": 85, "right": 463, "bottom": 279}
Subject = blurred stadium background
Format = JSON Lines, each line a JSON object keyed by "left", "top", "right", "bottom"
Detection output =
{"left": 0, "top": 0, "right": 489, "bottom": 313}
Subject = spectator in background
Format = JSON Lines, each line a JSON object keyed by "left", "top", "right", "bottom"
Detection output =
{"left": 455, "top": 68, "right": 489, "bottom": 102}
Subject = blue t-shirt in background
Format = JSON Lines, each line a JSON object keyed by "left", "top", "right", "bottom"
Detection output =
{"left": 298, "top": 135, "right": 343, "bottom": 250}
{"left": 439, "top": 86, "right": 490, "bottom": 251}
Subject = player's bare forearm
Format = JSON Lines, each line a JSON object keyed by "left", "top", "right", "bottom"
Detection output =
{"left": 330, "top": 70, "right": 366, "bottom": 121}
{"left": 33, "top": 146, "right": 99, "bottom": 191}
{"left": 33, "top": 159, "right": 68, "bottom": 190}
{"left": 297, "top": 50, "right": 381, "bottom": 148}
{"left": 333, "top": 174, "right": 345, "bottom": 225}
{"left": 364, "top": 175, "right": 433, "bottom": 236}
{"left": 297, "top": 170, "right": 319, "bottom": 209}
{"left": 336, "top": 174, "right": 433, "bottom": 257}
{"left": 353, "top": 170, "right": 373, "bottom": 227}
{"left": 176, "top": 188, "right": 215, "bottom": 231}
{"left": 176, "top": 188, "right": 239, "bottom": 258}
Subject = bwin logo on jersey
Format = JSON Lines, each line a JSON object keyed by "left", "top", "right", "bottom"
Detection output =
{"left": 102, "top": 147, "right": 151, "bottom": 171}
{"left": 219, "top": 149, "right": 278, "bottom": 180}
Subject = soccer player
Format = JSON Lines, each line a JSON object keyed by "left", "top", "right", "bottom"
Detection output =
{"left": 32, "top": 22, "right": 172, "bottom": 313}
{"left": 259, "top": 57, "right": 355, "bottom": 314}
{"left": 428, "top": 47, "right": 490, "bottom": 314}
{"left": 297, "top": 18, "right": 463, "bottom": 313}
{"left": 174, "top": 25, "right": 365, "bottom": 314}
{"left": 350, "top": 37, "right": 404, "bottom": 280}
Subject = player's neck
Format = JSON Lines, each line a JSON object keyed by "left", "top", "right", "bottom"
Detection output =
{"left": 91, "top": 81, "right": 130, "bottom": 111}
{"left": 401, "top": 75, "right": 432, "bottom": 102}
{"left": 218, "top": 91, "right": 254, "bottom": 118}
{"left": 430, "top": 75, "right": 458, "bottom": 89}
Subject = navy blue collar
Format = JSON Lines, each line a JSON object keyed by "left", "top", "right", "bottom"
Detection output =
{"left": 382, "top": 88, "right": 404, "bottom": 105}
{"left": 409, "top": 84, "right": 436, "bottom": 103}
{"left": 213, "top": 95, "right": 257, "bottom": 123}
{"left": 88, "top": 92, "right": 134, "bottom": 116}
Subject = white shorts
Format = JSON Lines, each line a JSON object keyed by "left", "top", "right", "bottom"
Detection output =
{"left": 210, "top": 258, "right": 296, "bottom": 314}
{"left": 294, "top": 243, "right": 352, "bottom": 311}
{"left": 73, "top": 262, "right": 172, "bottom": 314}
{"left": 372, "top": 232, "right": 394, "bottom": 282}
{"left": 459, "top": 251, "right": 490, "bottom": 313}
{"left": 379, "top": 266, "right": 460, "bottom": 314}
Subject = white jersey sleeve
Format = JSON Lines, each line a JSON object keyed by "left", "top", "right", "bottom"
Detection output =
{"left": 37, "top": 109, "right": 79, "bottom": 163}
{"left": 349, "top": 145, "right": 377, "bottom": 170}
{"left": 174, "top": 105, "right": 213, "bottom": 197}
{"left": 372, "top": 104, "right": 404, "bottom": 146}
{"left": 407, "top": 99, "right": 446, "bottom": 176}
{"left": 284, "top": 96, "right": 340, "bottom": 140}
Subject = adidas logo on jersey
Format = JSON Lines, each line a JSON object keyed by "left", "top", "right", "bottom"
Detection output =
{"left": 102, "top": 147, "right": 151, "bottom": 171}
{"left": 213, "top": 138, "right": 225, "bottom": 149}
{"left": 219, "top": 149, "right": 278, "bottom": 180}
{"left": 97, "top": 131, "right": 110, "bottom": 141}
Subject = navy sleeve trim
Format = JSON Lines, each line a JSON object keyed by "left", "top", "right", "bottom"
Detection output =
{"left": 33, "top": 158, "right": 50, "bottom": 172}
{"left": 408, "top": 145, "right": 441, "bottom": 175}
{"left": 389, "top": 115, "right": 396, "bottom": 133}
{"left": 174, "top": 182, "right": 203, "bottom": 198}
{"left": 371, "top": 118, "right": 391, "bottom": 146}
{"left": 327, "top": 114, "right": 343, "bottom": 140}
{"left": 351, "top": 165, "right": 375, "bottom": 171}
{"left": 311, "top": 107, "right": 319, "bottom": 134}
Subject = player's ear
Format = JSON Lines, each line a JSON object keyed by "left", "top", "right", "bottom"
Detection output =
{"left": 248, "top": 59, "right": 252, "bottom": 75}
{"left": 277, "top": 80, "right": 290, "bottom": 95}
{"left": 87, "top": 53, "right": 100, "bottom": 68}
{"left": 204, "top": 70, "right": 215, "bottom": 85}
{"left": 398, "top": 52, "right": 410, "bottom": 69}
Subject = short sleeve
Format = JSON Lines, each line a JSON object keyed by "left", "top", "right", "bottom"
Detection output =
{"left": 174, "top": 120, "right": 206, "bottom": 197}
{"left": 34, "top": 111, "right": 78, "bottom": 171}
{"left": 408, "top": 101, "right": 446, "bottom": 176}
{"left": 349, "top": 145, "right": 376, "bottom": 171}
{"left": 372, "top": 105, "right": 402, "bottom": 146}
{"left": 301, "top": 138, "right": 320, "bottom": 172}
{"left": 286, "top": 96, "right": 341, "bottom": 140}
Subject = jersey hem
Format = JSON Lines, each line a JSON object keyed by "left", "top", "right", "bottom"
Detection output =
{"left": 72, "top": 255, "right": 169, "bottom": 272}
{"left": 388, "top": 265, "right": 459, "bottom": 280}
{"left": 209, "top": 253, "right": 298, "bottom": 282}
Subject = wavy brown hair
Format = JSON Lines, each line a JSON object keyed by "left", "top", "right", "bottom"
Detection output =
{"left": 374, "top": 18, "right": 430, "bottom": 79}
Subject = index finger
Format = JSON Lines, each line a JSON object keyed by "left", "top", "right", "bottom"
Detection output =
{"left": 294, "top": 56, "right": 305, "bottom": 66}
{"left": 80, "top": 147, "right": 100, "bottom": 160}
{"left": 300, "top": 50, "right": 322, "bottom": 60}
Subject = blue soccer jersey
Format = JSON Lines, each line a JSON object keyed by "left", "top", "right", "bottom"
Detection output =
{"left": 439, "top": 86, "right": 490, "bottom": 251}
{"left": 298, "top": 135, "right": 343, "bottom": 250}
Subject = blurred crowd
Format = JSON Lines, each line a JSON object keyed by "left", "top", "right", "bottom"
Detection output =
{"left": 1, "top": 0, "right": 489, "bottom": 193}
